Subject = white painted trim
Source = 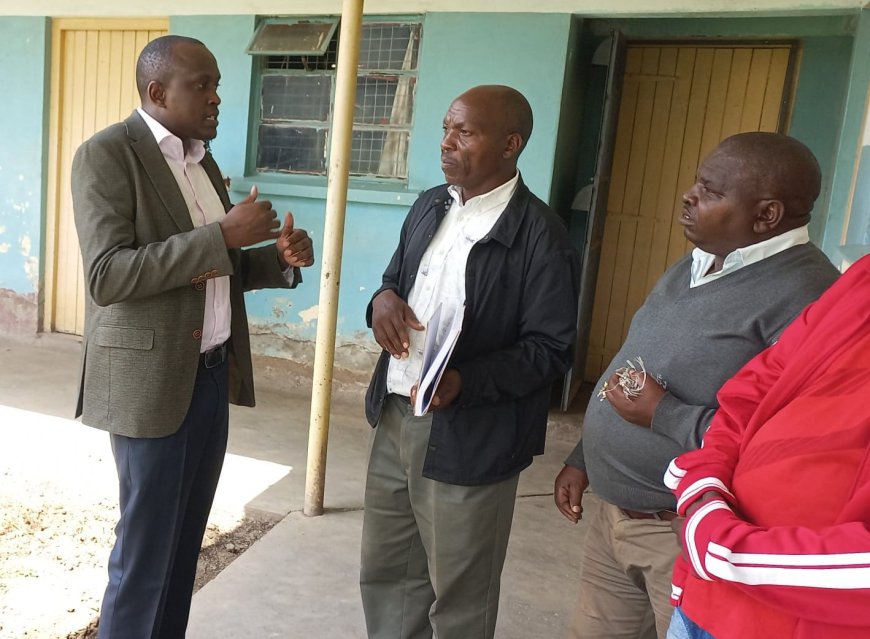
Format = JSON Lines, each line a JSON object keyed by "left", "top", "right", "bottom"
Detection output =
{"left": 0, "top": 0, "right": 866, "bottom": 18}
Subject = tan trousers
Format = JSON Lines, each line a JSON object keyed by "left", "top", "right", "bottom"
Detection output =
{"left": 569, "top": 496, "right": 680, "bottom": 639}
{"left": 360, "top": 395, "right": 520, "bottom": 639}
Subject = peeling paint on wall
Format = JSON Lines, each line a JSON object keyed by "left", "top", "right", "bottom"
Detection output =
{"left": 24, "top": 257, "right": 38, "bottom": 290}
{"left": 298, "top": 305, "right": 319, "bottom": 324}
{"left": 0, "top": 288, "right": 37, "bottom": 334}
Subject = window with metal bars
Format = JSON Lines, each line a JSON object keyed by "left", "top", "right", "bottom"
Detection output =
{"left": 251, "top": 19, "right": 422, "bottom": 180}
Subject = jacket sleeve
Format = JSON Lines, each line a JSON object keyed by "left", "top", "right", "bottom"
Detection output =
{"left": 365, "top": 200, "right": 416, "bottom": 328}
{"left": 680, "top": 496, "right": 870, "bottom": 627}
{"left": 236, "top": 244, "right": 296, "bottom": 293}
{"left": 453, "top": 239, "right": 580, "bottom": 407}
{"left": 72, "top": 135, "right": 234, "bottom": 306}
{"left": 651, "top": 392, "right": 717, "bottom": 450}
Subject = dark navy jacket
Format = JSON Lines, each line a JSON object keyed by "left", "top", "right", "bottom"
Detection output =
{"left": 364, "top": 178, "right": 580, "bottom": 485}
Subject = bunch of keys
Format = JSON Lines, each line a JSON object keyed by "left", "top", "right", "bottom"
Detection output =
{"left": 597, "top": 357, "right": 666, "bottom": 402}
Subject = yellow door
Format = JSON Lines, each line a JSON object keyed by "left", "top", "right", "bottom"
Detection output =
{"left": 45, "top": 18, "right": 168, "bottom": 335}
{"left": 584, "top": 44, "right": 794, "bottom": 381}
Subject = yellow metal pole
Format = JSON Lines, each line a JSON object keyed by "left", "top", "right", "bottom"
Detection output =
{"left": 304, "top": 0, "right": 364, "bottom": 517}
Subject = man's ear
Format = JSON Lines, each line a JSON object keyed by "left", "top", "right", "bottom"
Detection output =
{"left": 503, "top": 133, "right": 523, "bottom": 159}
{"left": 146, "top": 80, "right": 166, "bottom": 108}
{"left": 754, "top": 199, "right": 785, "bottom": 234}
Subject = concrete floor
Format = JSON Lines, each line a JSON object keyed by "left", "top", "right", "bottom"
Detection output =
{"left": 0, "top": 332, "right": 589, "bottom": 639}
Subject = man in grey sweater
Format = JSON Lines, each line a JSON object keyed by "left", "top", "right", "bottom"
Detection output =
{"left": 554, "top": 132, "right": 840, "bottom": 639}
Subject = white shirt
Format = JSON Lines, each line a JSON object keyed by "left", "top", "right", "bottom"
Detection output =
{"left": 690, "top": 225, "right": 811, "bottom": 288}
{"left": 137, "top": 108, "right": 231, "bottom": 352}
{"left": 386, "top": 172, "right": 520, "bottom": 396}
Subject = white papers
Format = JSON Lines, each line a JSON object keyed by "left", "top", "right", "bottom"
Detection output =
{"left": 414, "top": 302, "right": 465, "bottom": 416}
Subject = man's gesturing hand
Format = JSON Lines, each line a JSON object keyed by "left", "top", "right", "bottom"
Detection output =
{"left": 371, "top": 289, "right": 424, "bottom": 359}
{"left": 276, "top": 212, "right": 315, "bottom": 269}
{"left": 554, "top": 465, "right": 589, "bottom": 524}
{"left": 219, "top": 185, "right": 281, "bottom": 248}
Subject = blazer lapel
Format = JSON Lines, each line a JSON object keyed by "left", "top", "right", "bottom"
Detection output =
{"left": 125, "top": 111, "right": 194, "bottom": 234}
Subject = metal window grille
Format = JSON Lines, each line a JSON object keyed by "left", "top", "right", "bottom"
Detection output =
{"left": 254, "top": 20, "right": 421, "bottom": 179}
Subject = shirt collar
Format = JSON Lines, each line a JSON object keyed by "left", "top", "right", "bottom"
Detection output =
{"left": 136, "top": 107, "right": 206, "bottom": 164}
{"left": 447, "top": 171, "right": 519, "bottom": 208}
{"left": 690, "top": 225, "right": 810, "bottom": 287}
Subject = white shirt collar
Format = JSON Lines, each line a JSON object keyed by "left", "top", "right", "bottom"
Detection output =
{"left": 690, "top": 225, "right": 810, "bottom": 288}
{"left": 447, "top": 171, "right": 519, "bottom": 208}
{"left": 136, "top": 107, "right": 206, "bottom": 164}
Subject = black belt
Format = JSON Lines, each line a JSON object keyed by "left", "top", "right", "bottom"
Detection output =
{"left": 199, "top": 342, "right": 228, "bottom": 369}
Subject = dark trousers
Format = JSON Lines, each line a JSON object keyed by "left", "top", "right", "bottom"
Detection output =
{"left": 98, "top": 360, "right": 229, "bottom": 639}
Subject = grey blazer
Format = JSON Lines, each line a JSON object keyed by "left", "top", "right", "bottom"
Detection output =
{"left": 71, "top": 111, "right": 293, "bottom": 438}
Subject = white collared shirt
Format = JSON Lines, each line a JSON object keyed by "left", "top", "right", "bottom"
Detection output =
{"left": 690, "top": 225, "right": 811, "bottom": 288}
{"left": 386, "top": 171, "right": 520, "bottom": 396}
{"left": 137, "top": 108, "right": 231, "bottom": 352}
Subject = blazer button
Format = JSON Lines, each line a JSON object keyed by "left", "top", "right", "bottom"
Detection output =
{"left": 192, "top": 329, "right": 203, "bottom": 339}
{"left": 195, "top": 282, "right": 206, "bottom": 291}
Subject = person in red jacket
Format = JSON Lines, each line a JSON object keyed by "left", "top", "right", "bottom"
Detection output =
{"left": 665, "top": 252, "right": 870, "bottom": 639}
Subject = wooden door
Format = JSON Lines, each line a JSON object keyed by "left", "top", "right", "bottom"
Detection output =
{"left": 583, "top": 44, "right": 794, "bottom": 381}
{"left": 44, "top": 18, "right": 168, "bottom": 335}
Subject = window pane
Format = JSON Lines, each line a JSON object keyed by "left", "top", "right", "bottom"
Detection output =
{"left": 257, "top": 125, "right": 327, "bottom": 174}
{"left": 266, "top": 34, "right": 338, "bottom": 71}
{"left": 247, "top": 20, "right": 338, "bottom": 55}
{"left": 262, "top": 75, "right": 332, "bottom": 122}
{"left": 359, "top": 23, "right": 420, "bottom": 71}
{"left": 354, "top": 76, "right": 415, "bottom": 126}
{"left": 351, "top": 129, "right": 409, "bottom": 178}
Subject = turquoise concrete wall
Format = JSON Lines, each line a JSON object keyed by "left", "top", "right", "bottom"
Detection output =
{"left": 173, "top": 13, "right": 573, "bottom": 364}
{"left": 848, "top": 145, "right": 870, "bottom": 245}
{"left": 789, "top": 35, "right": 853, "bottom": 244}
{"left": 0, "top": 18, "right": 48, "bottom": 331}
{"left": 823, "top": 9, "right": 870, "bottom": 256}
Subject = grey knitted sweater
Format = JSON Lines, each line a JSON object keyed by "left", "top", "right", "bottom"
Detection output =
{"left": 566, "top": 243, "right": 839, "bottom": 511}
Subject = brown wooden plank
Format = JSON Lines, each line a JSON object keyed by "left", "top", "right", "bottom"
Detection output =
{"left": 602, "top": 47, "right": 660, "bottom": 362}
{"left": 739, "top": 48, "right": 772, "bottom": 131}
{"left": 585, "top": 216, "right": 621, "bottom": 380}
{"left": 720, "top": 48, "right": 752, "bottom": 139}
{"left": 648, "top": 47, "right": 696, "bottom": 291}
{"left": 760, "top": 47, "right": 791, "bottom": 132}
{"left": 622, "top": 47, "right": 675, "bottom": 339}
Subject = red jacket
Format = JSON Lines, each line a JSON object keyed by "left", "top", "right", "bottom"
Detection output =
{"left": 666, "top": 254, "right": 870, "bottom": 639}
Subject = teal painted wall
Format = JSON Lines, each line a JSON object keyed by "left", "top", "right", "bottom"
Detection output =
{"left": 789, "top": 35, "right": 853, "bottom": 244}
{"left": 0, "top": 18, "right": 48, "bottom": 331}
{"left": 823, "top": 9, "right": 870, "bottom": 255}
{"left": 849, "top": 145, "right": 870, "bottom": 245}
{"left": 410, "top": 13, "right": 571, "bottom": 199}
{"left": 172, "top": 13, "right": 573, "bottom": 365}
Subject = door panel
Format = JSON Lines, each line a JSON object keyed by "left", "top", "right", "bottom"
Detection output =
{"left": 45, "top": 19, "right": 168, "bottom": 335}
{"left": 583, "top": 44, "right": 793, "bottom": 381}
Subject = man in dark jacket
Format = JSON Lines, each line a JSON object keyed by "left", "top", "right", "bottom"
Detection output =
{"left": 359, "top": 85, "right": 580, "bottom": 639}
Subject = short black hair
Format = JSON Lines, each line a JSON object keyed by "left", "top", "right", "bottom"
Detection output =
{"left": 719, "top": 132, "right": 821, "bottom": 221}
{"left": 135, "top": 35, "right": 205, "bottom": 99}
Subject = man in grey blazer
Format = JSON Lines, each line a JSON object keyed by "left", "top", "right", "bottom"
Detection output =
{"left": 71, "top": 35, "right": 314, "bottom": 638}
